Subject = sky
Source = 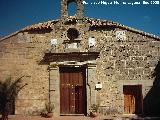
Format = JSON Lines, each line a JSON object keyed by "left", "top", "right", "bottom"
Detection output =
{"left": 0, "top": 0, "right": 160, "bottom": 37}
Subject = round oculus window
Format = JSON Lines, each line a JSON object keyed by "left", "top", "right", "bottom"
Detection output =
{"left": 67, "top": 28, "right": 79, "bottom": 40}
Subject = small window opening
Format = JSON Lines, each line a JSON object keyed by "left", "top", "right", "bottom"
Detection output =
{"left": 67, "top": 1, "right": 77, "bottom": 16}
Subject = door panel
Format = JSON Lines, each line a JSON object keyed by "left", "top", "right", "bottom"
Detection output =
{"left": 60, "top": 67, "right": 86, "bottom": 115}
{"left": 124, "top": 94, "right": 135, "bottom": 114}
{"left": 75, "top": 86, "right": 83, "bottom": 114}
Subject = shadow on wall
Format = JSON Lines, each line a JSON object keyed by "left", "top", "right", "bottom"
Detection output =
{"left": 0, "top": 76, "right": 27, "bottom": 117}
{"left": 144, "top": 60, "right": 160, "bottom": 116}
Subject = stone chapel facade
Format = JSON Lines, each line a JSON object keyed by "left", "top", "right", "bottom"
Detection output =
{"left": 0, "top": 0, "right": 160, "bottom": 116}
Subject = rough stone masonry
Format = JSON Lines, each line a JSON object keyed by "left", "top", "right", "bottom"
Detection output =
{"left": 0, "top": 0, "right": 160, "bottom": 117}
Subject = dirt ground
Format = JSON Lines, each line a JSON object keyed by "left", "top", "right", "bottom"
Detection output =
{"left": 3, "top": 115, "right": 106, "bottom": 120}
{"left": 2, "top": 115, "right": 160, "bottom": 120}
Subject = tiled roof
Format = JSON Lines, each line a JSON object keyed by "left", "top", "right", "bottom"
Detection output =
{"left": 85, "top": 17, "right": 160, "bottom": 40}
{"left": 0, "top": 20, "right": 59, "bottom": 41}
{"left": 0, "top": 17, "right": 160, "bottom": 41}
{"left": 21, "top": 20, "right": 59, "bottom": 31}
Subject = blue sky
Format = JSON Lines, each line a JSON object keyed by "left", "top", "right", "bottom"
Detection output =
{"left": 0, "top": 0, "right": 160, "bottom": 37}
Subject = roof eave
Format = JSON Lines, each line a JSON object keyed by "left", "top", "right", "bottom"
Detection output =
{"left": 1, "top": 17, "right": 160, "bottom": 41}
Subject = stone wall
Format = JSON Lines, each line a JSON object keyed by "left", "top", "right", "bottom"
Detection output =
{"left": 52, "top": 21, "right": 160, "bottom": 115}
{"left": 0, "top": 31, "right": 53, "bottom": 115}
{"left": 0, "top": 19, "right": 160, "bottom": 116}
{"left": 94, "top": 27, "right": 160, "bottom": 115}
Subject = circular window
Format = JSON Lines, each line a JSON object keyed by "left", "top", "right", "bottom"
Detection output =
{"left": 67, "top": 28, "right": 79, "bottom": 40}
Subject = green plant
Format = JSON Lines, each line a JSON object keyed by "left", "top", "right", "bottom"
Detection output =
{"left": 0, "top": 76, "right": 27, "bottom": 120}
{"left": 91, "top": 104, "right": 99, "bottom": 112}
{"left": 45, "top": 102, "right": 55, "bottom": 113}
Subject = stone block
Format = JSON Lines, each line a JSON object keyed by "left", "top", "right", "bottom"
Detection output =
{"left": 115, "top": 60, "right": 125, "bottom": 69}
{"left": 143, "top": 68, "right": 151, "bottom": 75}
{"left": 135, "top": 68, "right": 143, "bottom": 75}
{"left": 126, "top": 60, "right": 136, "bottom": 68}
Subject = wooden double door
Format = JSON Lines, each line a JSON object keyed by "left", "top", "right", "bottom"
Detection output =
{"left": 123, "top": 85, "right": 143, "bottom": 114}
{"left": 60, "top": 67, "right": 87, "bottom": 115}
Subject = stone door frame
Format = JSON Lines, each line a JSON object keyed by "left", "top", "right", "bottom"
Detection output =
{"left": 48, "top": 61, "right": 97, "bottom": 116}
